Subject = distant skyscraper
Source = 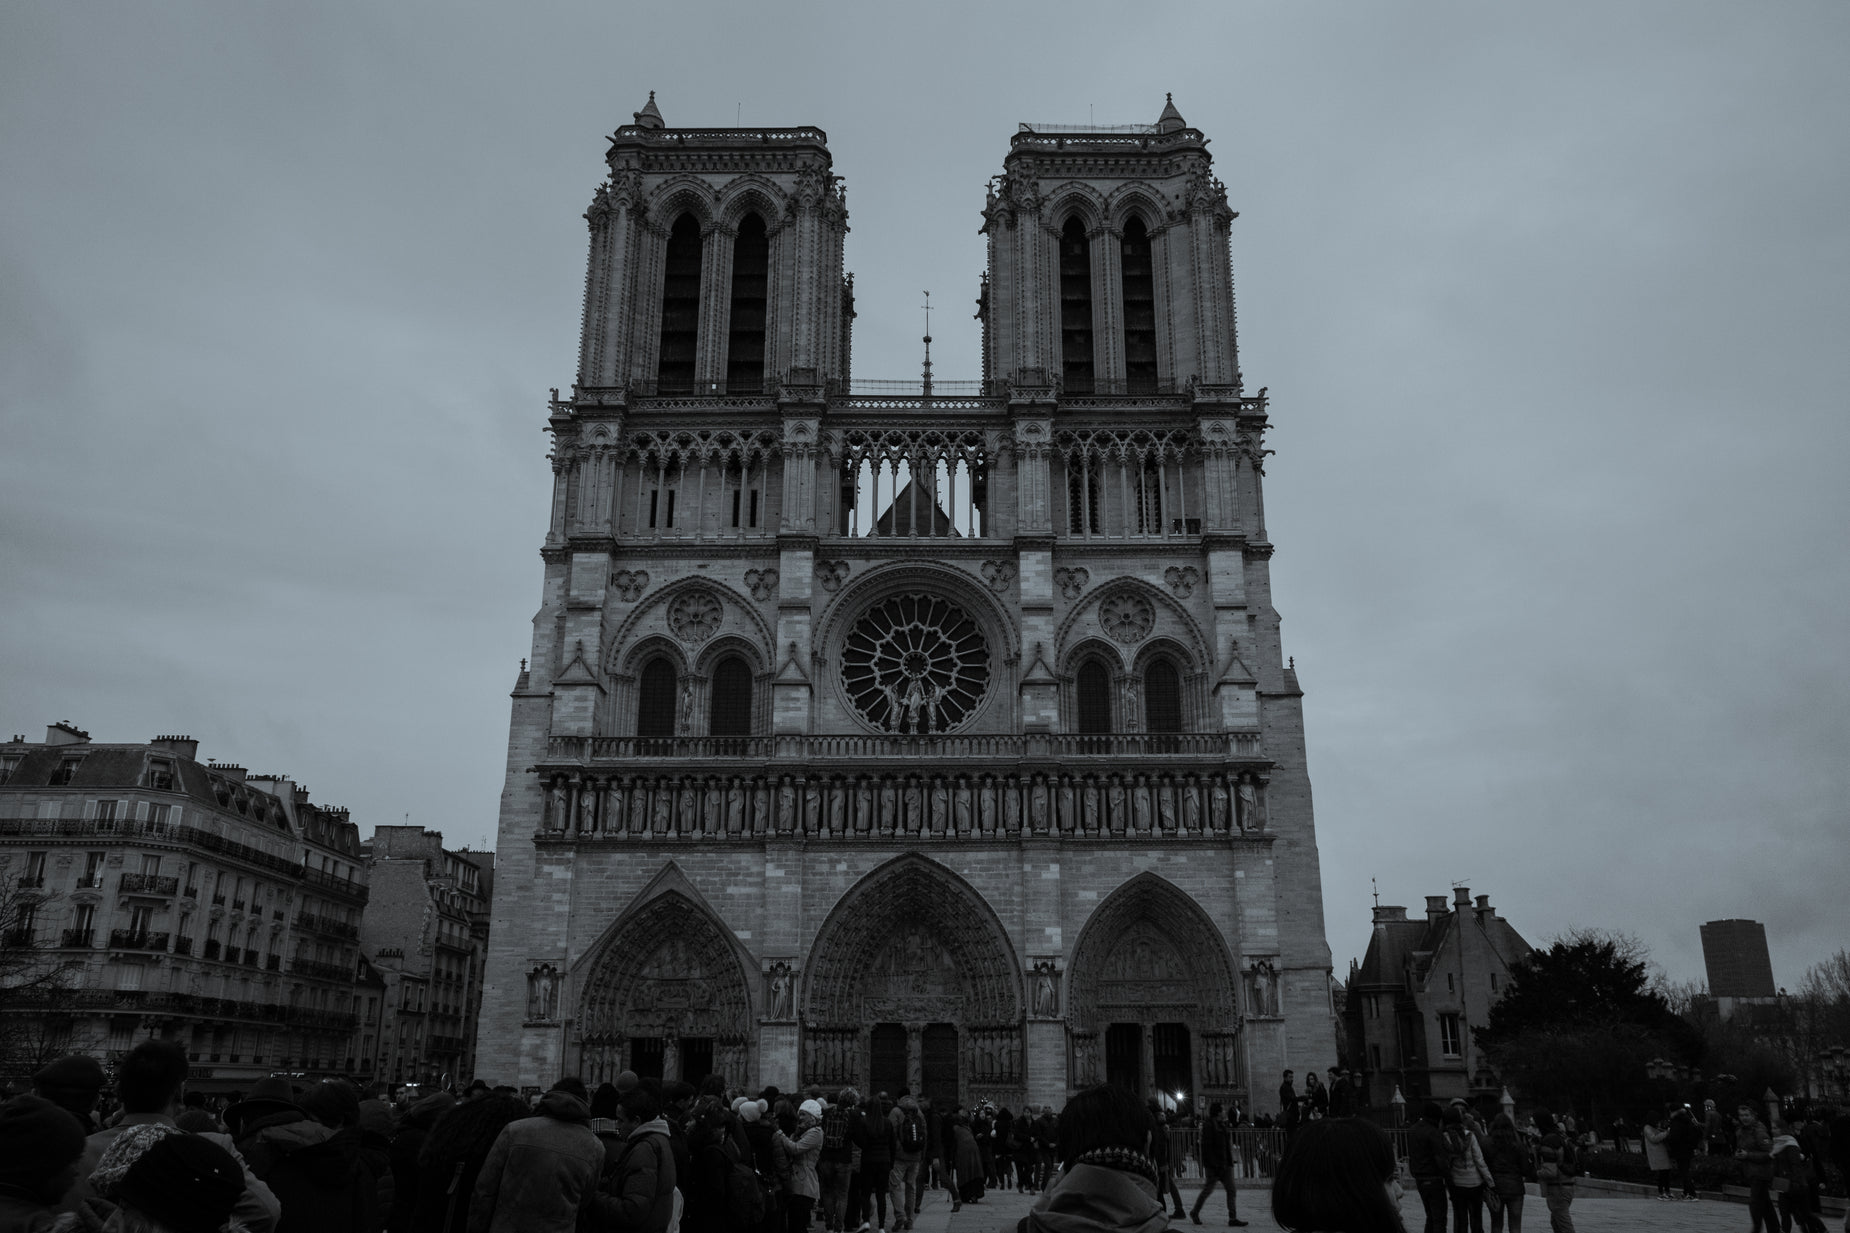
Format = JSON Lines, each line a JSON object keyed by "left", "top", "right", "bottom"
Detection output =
{"left": 1700, "top": 919, "right": 1776, "bottom": 998}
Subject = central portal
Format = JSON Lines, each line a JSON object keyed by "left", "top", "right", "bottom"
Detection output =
{"left": 801, "top": 856, "right": 1024, "bottom": 1107}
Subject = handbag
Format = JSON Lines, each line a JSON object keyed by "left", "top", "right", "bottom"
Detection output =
{"left": 1486, "top": 1189, "right": 1503, "bottom": 1214}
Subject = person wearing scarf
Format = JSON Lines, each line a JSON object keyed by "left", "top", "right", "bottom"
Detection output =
{"left": 1017, "top": 1086, "right": 1166, "bottom": 1233}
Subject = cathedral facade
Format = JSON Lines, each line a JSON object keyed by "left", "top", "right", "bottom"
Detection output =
{"left": 476, "top": 93, "right": 1335, "bottom": 1111}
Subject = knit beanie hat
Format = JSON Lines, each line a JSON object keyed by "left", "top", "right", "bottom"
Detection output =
{"left": 738, "top": 1100, "right": 762, "bottom": 1123}
{"left": 116, "top": 1132, "right": 243, "bottom": 1233}
{"left": 799, "top": 1099, "right": 824, "bottom": 1119}
{"left": 32, "top": 1055, "right": 106, "bottom": 1115}
{"left": 300, "top": 1079, "right": 361, "bottom": 1128}
{"left": 0, "top": 1094, "right": 87, "bottom": 1188}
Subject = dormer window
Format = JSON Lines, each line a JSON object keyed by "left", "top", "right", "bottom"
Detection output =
{"left": 50, "top": 757, "right": 83, "bottom": 786}
{"left": 147, "top": 759, "right": 175, "bottom": 791}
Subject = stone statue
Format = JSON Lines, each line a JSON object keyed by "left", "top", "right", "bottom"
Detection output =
{"left": 878, "top": 779, "right": 896, "bottom": 832}
{"left": 548, "top": 780, "right": 569, "bottom": 831}
{"left": 651, "top": 786, "right": 671, "bottom": 835}
{"left": 1237, "top": 774, "right": 1263, "bottom": 832}
{"left": 1211, "top": 778, "right": 1232, "bottom": 831}
{"left": 768, "top": 962, "right": 793, "bottom": 1020}
{"left": 903, "top": 780, "right": 923, "bottom": 832}
{"left": 1003, "top": 778, "right": 1021, "bottom": 832}
{"left": 1157, "top": 779, "right": 1177, "bottom": 831}
{"left": 777, "top": 779, "right": 797, "bottom": 833}
{"left": 930, "top": 781, "right": 949, "bottom": 832}
{"left": 952, "top": 780, "right": 973, "bottom": 833}
{"left": 1029, "top": 777, "right": 1049, "bottom": 833}
{"left": 1132, "top": 776, "right": 1153, "bottom": 831}
{"left": 675, "top": 782, "right": 698, "bottom": 835}
{"left": 725, "top": 779, "right": 745, "bottom": 834}
{"left": 1182, "top": 776, "right": 1202, "bottom": 831}
{"left": 1032, "top": 962, "right": 1059, "bottom": 1017}
{"left": 978, "top": 779, "right": 996, "bottom": 832}
{"left": 680, "top": 680, "right": 699, "bottom": 736}
{"left": 1106, "top": 779, "right": 1127, "bottom": 832}
{"left": 804, "top": 782, "right": 822, "bottom": 834}
{"left": 527, "top": 965, "right": 558, "bottom": 1021}
{"left": 576, "top": 782, "right": 596, "bottom": 832}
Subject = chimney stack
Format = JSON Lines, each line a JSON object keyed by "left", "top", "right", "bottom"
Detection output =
{"left": 1373, "top": 904, "right": 1409, "bottom": 925}
{"left": 150, "top": 735, "right": 199, "bottom": 761}
{"left": 45, "top": 722, "right": 90, "bottom": 746}
{"left": 1425, "top": 895, "right": 1449, "bottom": 925}
{"left": 1454, "top": 886, "right": 1472, "bottom": 909}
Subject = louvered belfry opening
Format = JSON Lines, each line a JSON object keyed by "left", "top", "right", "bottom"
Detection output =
{"left": 1143, "top": 659, "right": 1182, "bottom": 733}
{"left": 1077, "top": 660, "right": 1113, "bottom": 734}
{"left": 1120, "top": 216, "right": 1158, "bottom": 393}
{"left": 1060, "top": 216, "right": 1095, "bottom": 394}
{"left": 657, "top": 214, "right": 703, "bottom": 394}
{"left": 708, "top": 655, "right": 753, "bottom": 736}
{"left": 637, "top": 659, "right": 678, "bottom": 737}
{"left": 726, "top": 213, "right": 769, "bottom": 393}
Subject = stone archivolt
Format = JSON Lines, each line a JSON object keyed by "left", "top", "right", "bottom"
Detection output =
{"left": 577, "top": 888, "right": 753, "bottom": 1085}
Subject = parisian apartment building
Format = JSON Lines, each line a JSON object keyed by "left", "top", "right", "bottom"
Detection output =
{"left": 1342, "top": 886, "right": 1532, "bottom": 1106}
{"left": 0, "top": 723, "right": 377, "bottom": 1092}
{"left": 359, "top": 826, "right": 492, "bottom": 1090}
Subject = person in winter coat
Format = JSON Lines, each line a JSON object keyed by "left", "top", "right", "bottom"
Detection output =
{"left": 411, "top": 1096, "right": 527, "bottom": 1233}
{"left": 1406, "top": 1102, "right": 1451, "bottom": 1233}
{"left": 105, "top": 1131, "right": 247, "bottom": 1233}
{"left": 1484, "top": 1113, "right": 1530, "bottom": 1233}
{"left": 951, "top": 1113, "right": 984, "bottom": 1206}
{"left": 0, "top": 1094, "right": 89, "bottom": 1233}
{"left": 389, "top": 1092, "right": 457, "bottom": 1231}
{"left": 1021, "top": 1085, "right": 1166, "bottom": 1233}
{"left": 775, "top": 1101, "right": 825, "bottom": 1233}
{"left": 1443, "top": 1105, "right": 1493, "bottom": 1233}
{"left": 1271, "top": 1116, "right": 1403, "bottom": 1233}
{"left": 1642, "top": 1113, "right": 1674, "bottom": 1199}
{"left": 230, "top": 1076, "right": 382, "bottom": 1233}
{"left": 888, "top": 1094, "right": 927, "bottom": 1231}
{"left": 1770, "top": 1119, "right": 1825, "bottom": 1233}
{"left": 1665, "top": 1107, "right": 1701, "bottom": 1200}
{"left": 676, "top": 1100, "right": 738, "bottom": 1233}
{"left": 1733, "top": 1104, "right": 1778, "bottom": 1233}
{"left": 1190, "top": 1101, "right": 1247, "bottom": 1226}
{"left": 1534, "top": 1111, "right": 1577, "bottom": 1233}
{"left": 71, "top": 1039, "right": 279, "bottom": 1231}
{"left": 818, "top": 1092, "right": 853, "bottom": 1233}
{"left": 583, "top": 1084, "right": 678, "bottom": 1233}
{"left": 852, "top": 1091, "right": 893, "bottom": 1232}
{"left": 466, "top": 1079, "right": 603, "bottom": 1233}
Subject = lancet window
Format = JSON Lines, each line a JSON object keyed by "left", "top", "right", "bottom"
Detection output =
{"left": 1120, "top": 217, "right": 1158, "bottom": 393}
{"left": 726, "top": 213, "right": 769, "bottom": 393}
{"left": 1060, "top": 217, "right": 1095, "bottom": 394}
{"left": 623, "top": 429, "right": 778, "bottom": 540}
{"left": 657, "top": 214, "right": 703, "bottom": 395}
{"left": 637, "top": 659, "right": 678, "bottom": 738}
{"left": 836, "top": 429, "right": 990, "bottom": 538}
{"left": 1143, "top": 659, "right": 1183, "bottom": 733}
{"left": 1058, "top": 429, "right": 1197, "bottom": 539}
{"left": 709, "top": 656, "right": 754, "bottom": 737}
{"left": 1076, "top": 660, "right": 1113, "bottom": 734}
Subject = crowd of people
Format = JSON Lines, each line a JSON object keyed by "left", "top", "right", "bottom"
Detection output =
{"left": 5, "top": 1044, "right": 1847, "bottom": 1233}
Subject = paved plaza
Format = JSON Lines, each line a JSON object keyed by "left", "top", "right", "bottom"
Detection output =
{"left": 900, "top": 1182, "right": 1769, "bottom": 1233}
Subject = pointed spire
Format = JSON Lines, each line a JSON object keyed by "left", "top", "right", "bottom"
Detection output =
{"left": 633, "top": 90, "right": 665, "bottom": 130}
{"left": 1156, "top": 91, "right": 1186, "bottom": 134}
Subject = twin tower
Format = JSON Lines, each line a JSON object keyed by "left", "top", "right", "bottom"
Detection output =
{"left": 477, "top": 93, "right": 1334, "bottom": 1113}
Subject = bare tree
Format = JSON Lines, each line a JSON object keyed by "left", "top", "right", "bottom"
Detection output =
{"left": 0, "top": 881, "right": 85, "bottom": 1083}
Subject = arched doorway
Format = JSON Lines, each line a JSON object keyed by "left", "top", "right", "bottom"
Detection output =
{"left": 802, "top": 855, "right": 1024, "bottom": 1107}
{"left": 1066, "top": 873, "right": 1244, "bottom": 1108}
{"left": 576, "top": 889, "right": 753, "bottom": 1088}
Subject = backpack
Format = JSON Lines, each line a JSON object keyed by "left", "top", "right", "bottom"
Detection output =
{"left": 822, "top": 1106, "right": 848, "bottom": 1150}
{"left": 900, "top": 1112, "right": 927, "bottom": 1154}
{"left": 725, "top": 1159, "right": 770, "bottom": 1225}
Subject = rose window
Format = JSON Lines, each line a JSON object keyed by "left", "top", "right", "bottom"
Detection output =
{"left": 841, "top": 593, "right": 991, "bottom": 734}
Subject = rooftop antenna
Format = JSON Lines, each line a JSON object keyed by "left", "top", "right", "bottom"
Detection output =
{"left": 737, "top": 101, "right": 741, "bottom": 125}
{"left": 921, "top": 290, "right": 933, "bottom": 399}
{"left": 1372, "top": 877, "right": 1380, "bottom": 908}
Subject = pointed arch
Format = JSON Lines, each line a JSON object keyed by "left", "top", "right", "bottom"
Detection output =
{"left": 573, "top": 866, "right": 756, "bottom": 1084}
{"left": 802, "top": 854, "right": 1023, "bottom": 1027}
{"left": 1066, "top": 871, "right": 1239, "bottom": 1034}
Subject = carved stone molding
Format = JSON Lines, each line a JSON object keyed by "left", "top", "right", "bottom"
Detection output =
{"left": 668, "top": 588, "right": 723, "bottom": 644}
{"left": 1099, "top": 590, "right": 1154, "bottom": 645}
{"left": 743, "top": 568, "right": 779, "bottom": 602}
{"left": 980, "top": 560, "right": 1015, "bottom": 593}
{"left": 1053, "top": 567, "right": 1089, "bottom": 601}
{"left": 610, "top": 570, "right": 650, "bottom": 602}
{"left": 814, "top": 560, "right": 851, "bottom": 593}
{"left": 1163, "top": 566, "right": 1200, "bottom": 598}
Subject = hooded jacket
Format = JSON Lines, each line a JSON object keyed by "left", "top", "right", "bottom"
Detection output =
{"left": 237, "top": 1107, "right": 382, "bottom": 1233}
{"left": 466, "top": 1091, "right": 603, "bottom": 1233}
{"left": 1024, "top": 1158, "right": 1167, "bottom": 1233}
{"left": 584, "top": 1117, "right": 677, "bottom": 1233}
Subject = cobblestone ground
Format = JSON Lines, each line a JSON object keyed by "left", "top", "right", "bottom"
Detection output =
{"left": 899, "top": 1181, "right": 1774, "bottom": 1233}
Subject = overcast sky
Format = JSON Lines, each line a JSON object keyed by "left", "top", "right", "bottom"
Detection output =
{"left": 4, "top": 3, "right": 1846, "bottom": 987}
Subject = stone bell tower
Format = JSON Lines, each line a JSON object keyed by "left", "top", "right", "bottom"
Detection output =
{"left": 477, "top": 94, "right": 1335, "bottom": 1110}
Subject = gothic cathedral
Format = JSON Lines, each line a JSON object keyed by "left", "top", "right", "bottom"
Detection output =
{"left": 477, "top": 93, "right": 1335, "bottom": 1111}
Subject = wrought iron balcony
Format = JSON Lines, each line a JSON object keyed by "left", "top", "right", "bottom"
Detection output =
{"left": 108, "top": 929, "right": 170, "bottom": 952}
{"left": 15, "top": 875, "right": 43, "bottom": 889}
{"left": 289, "top": 957, "right": 352, "bottom": 982}
{"left": 119, "top": 874, "right": 180, "bottom": 896}
{"left": 243, "top": 948, "right": 262, "bottom": 967}
{"left": 202, "top": 939, "right": 221, "bottom": 959}
{"left": 60, "top": 928, "right": 94, "bottom": 947}
{"left": 173, "top": 936, "right": 193, "bottom": 956}
{"left": 182, "top": 885, "right": 198, "bottom": 898}
{"left": 295, "top": 912, "right": 360, "bottom": 940}
{"left": 77, "top": 875, "right": 105, "bottom": 889}
{"left": 2, "top": 927, "right": 35, "bottom": 947}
